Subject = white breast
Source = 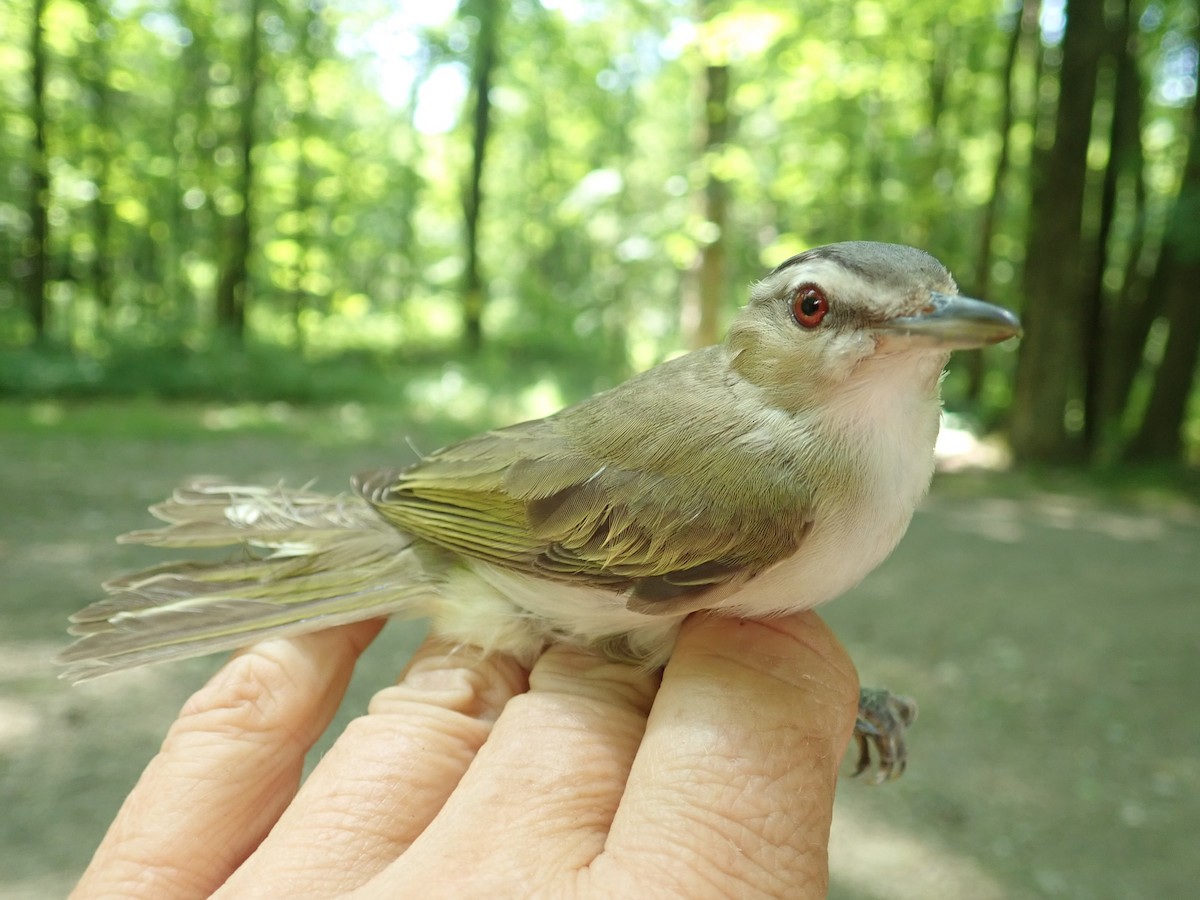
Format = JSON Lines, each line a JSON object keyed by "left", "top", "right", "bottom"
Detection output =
{"left": 718, "top": 348, "right": 945, "bottom": 617}
{"left": 428, "top": 349, "right": 945, "bottom": 666}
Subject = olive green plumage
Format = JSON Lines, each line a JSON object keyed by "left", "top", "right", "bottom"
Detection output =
{"left": 57, "top": 242, "right": 1021, "bottom": 683}
{"left": 364, "top": 346, "right": 818, "bottom": 604}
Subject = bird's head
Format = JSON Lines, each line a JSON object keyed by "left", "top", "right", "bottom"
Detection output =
{"left": 727, "top": 241, "right": 1021, "bottom": 411}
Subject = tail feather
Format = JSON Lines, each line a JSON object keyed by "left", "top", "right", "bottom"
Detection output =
{"left": 57, "top": 479, "right": 436, "bottom": 683}
{"left": 119, "top": 477, "right": 385, "bottom": 548}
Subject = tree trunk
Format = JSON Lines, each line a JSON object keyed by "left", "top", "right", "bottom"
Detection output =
{"left": 214, "top": 0, "right": 261, "bottom": 341}
{"left": 461, "top": 0, "right": 501, "bottom": 353}
{"left": 1101, "top": 13, "right": 1155, "bottom": 432}
{"left": 1079, "top": 0, "right": 1136, "bottom": 455}
{"left": 87, "top": 2, "right": 113, "bottom": 316}
{"left": 968, "top": 7, "right": 1026, "bottom": 300}
{"left": 1124, "top": 74, "right": 1200, "bottom": 463}
{"left": 683, "top": 63, "right": 729, "bottom": 350}
{"left": 964, "top": 0, "right": 1034, "bottom": 402}
{"left": 169, "top": 0, "right": 210, "bottom": 332}
{"left": 290, "top": 0, "right": 323, "bottom": 351}
{"left": 1010, "top": 0, "right": 1109, "bottom": 463}
{"left": 25, "top": 0, "right": 50, "bottom": 342}
{"left": 395, "top": 60, "right": 428, "bottom": 309}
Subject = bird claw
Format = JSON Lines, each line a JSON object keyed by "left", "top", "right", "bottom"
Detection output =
{"left": 852, "top": 687, "right": 918, "bottom": 783}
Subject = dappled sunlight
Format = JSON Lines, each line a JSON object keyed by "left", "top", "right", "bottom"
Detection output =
{"left": 0, "top": 640, "right": 169, "bottom": 762}
{"left": 0, "top": 698, "right": 41, "bottom": 753}
{"left": 0, "top": 640, "right": 194, "bottom": 748}
{"left": 829, "top": 799, "right": 1008, "bottom": 900}
{"left": 0, "top": 873, "right": 77, "bottom": 900}
{"left": 927, "top": 491, "right": 1182, "bottom": 544}
{"left": 403, "top": 368, "right": 567, "bottom": 427}
{"left": 935, "top": 496, "right": 1026, "bottom": 543}
{"left": 201, "top": 400, "right": 297, "bottom": 431}
{"left": 0, "top": 642, "right": 67, "bottom": 683}
{"left": 934, "top": 421, "right": 1012, "bottom": 473}
{"left": 21, "top": 540, "right": 101, "bottom": 566}
{"left": 199, "top": 400, "right": 377, "bottom": 442}
{"left": 1026, "top": 492, "right": 1183, "bottom": 539}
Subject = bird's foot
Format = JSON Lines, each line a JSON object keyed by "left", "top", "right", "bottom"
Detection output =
{"left": 852, "top": 687, "right": 918, "bottom": 783}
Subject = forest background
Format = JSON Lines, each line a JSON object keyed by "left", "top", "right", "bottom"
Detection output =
{"left": 1, "top": 1, "right": 1199, "bottom": 898}
{"left": 4, "top": 0, "right": 1200, "bottom": 464}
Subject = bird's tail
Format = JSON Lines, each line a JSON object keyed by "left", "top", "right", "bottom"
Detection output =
{"left": 57, "top": 477, "right": 435, "bottom": 683}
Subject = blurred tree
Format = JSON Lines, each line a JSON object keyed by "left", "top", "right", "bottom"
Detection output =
{"left": 214, "top": 0, "right": 262, "bottom": 339}
{"left": 1092, "top": 0, "right": 1151, "bottom": 448}
{"left": 682, "top": 60, "right": 729, "bottom": 350}
{"left": 165, "top": 0, "right": 209, "bottom": 330}
{"left": 964, "top": 0, "right": 1039, "bottom": 404}
{"left": 287, "top": 0, "right": 323, "bottom": 349}
{"left": 1080, "top": 0, "right": 1136, "bottom": 453}
{"left": 1126, "top": 43, "right": 1200, "bottom": 463}
{"left": 23, "top": 0, "right": 50, "bottom": 343}
{"left": 682, "top": 0, "right": 730, "bottom": 350}
{"left": 461, "top": 0, "right": 502, "bottom": 352}
{"left": 84, "top": 1, "right": 114, "bottom": 315}
{"left": 1011, "top": 0, "right": 1109, "bottom": 463}
{"left": 0, "top": 0, "right": 1195, "bottom": 463}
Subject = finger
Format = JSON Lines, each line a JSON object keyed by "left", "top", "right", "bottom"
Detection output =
{"left": 216, "top": 637, "right": 530, "bottom": 898}
{"left": 72, "top": 619, "right": 384, "bottom": 900}
{"left": 598, "top": 612, "right": 859, "bottom": 899}
{"left": 376, "top": 643, "right": 660, "bottom": 891}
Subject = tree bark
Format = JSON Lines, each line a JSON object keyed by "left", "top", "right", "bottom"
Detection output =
{"left": 165, "top": 0, "right": 201, "bottom": 328}
{"left": 290, "top": 0, "right": 323, "bottom": 350}
{"left": 394, "top": 58, "right": 429, "bottom": 309}
{"left": 1124, "top": 74, "right": 1200, "bottom": 463}
{"left": 968, "top": 7, "right": 1025, "bottom": 300}
{"left": 1010, "top": 0, "right": 1109, "bottom": 463}
{"left": 25, "top": 0, "right": 50, "bottom": 342}
{"left": 964, "top": 0, "right": 1035, "bottom": 402}
{"left": 1079, "top": 0, "right": 1137, "bottom": 454}
{"left": 87, "top": 2, "right": 113, "bottom": 315}
{"left": 214, "top": 0, "right": 261, "bottom": 340}
{"left": 683, "top": 63, "right": 729, "bottom": 350}
{"left": 461, "top": 0, "right": 501, "bottom": 353}
{"left": 1101, "top": 14, "right": 1155, "bottom": 432}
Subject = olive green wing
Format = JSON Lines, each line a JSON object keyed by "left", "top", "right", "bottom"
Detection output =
{"left": 358, "top": 369, "right": 815, "bottom": 607}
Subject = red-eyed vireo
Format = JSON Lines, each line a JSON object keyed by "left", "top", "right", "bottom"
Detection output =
{"left": 58, "top": 242, "right": 1020, "bottom": 778}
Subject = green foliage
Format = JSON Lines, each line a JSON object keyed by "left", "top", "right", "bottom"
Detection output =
{"left": 0, "top": 332, "right": 623, "bottom": 438}
{"left": 0, "top": 341, "right": 388, "bottom": 403}
{"left": 1, "top": 0, "right": 1198, "bottom": 459}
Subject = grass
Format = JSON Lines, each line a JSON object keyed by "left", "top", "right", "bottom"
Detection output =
{"left": 0, "top": 337, "right": 625, "bottom": 409}
{"left": 1, "top": 400, "right": 1197, "bottom": 899}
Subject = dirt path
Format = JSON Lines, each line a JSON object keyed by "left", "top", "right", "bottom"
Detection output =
{"left": 2, "top": 417, "right": 1196, "bottom": 898}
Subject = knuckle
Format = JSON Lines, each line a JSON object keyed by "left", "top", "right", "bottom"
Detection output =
{"left": 175, "top": 644, "right": 301, "bottom": 740}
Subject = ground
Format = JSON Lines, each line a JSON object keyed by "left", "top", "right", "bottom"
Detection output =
{"left": 0, "top": 401, "right": 1196, "bottom": 899}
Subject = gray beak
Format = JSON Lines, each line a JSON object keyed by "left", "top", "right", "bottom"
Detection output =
{"left": 877, "top": 292, "right": 1022, "bottom": 350}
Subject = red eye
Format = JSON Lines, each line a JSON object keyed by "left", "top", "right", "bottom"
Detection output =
{"left": 791, "top": 284, "right": 829, "bottom": 328}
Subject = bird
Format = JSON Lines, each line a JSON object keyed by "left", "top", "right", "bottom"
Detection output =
{"left": 57, "top": 241, "right": 1021, "bottom": 779}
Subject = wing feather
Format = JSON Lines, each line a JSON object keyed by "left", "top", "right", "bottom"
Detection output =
{"left": 362, "top": 348, "right": 819, "bottom": 607}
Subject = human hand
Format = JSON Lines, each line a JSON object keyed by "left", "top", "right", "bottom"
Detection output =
{"left": 72, "top": 611, "right": 859, "bottom": 899}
